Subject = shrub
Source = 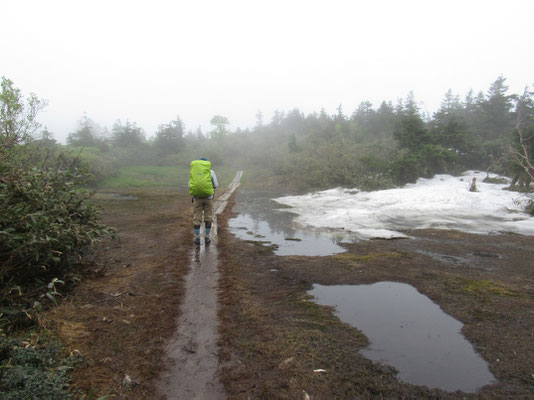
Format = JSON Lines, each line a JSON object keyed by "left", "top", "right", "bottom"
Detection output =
{"left": 0, "top": 149, "right": 115, "bottom": 330}
{"left": 66, "top": 146, "right": 119, "bottom": 185}
{"left": 0, "top": 332, "right": 81, "bottom": 399}
{"left": 483, "top": 176, "right": 509, "bottom": 184}
{"left": 1, "top": 77, "right": 114, "bottom": 331}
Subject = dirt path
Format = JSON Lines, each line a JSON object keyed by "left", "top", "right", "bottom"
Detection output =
{"left": 156, "top": 172, "right": 242, "bottom": 399}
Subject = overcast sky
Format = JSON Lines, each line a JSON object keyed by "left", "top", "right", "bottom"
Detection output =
{"left": 3, "top": 0, "right": 534, "bottom": 142}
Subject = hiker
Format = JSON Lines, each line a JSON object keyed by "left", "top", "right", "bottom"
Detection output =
{"left": 189, "top": 158, "right": 219, "bottom": 244}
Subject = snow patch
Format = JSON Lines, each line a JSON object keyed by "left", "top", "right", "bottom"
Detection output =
{"left": 274, "top": 171, "right": 534, "bottom": 239}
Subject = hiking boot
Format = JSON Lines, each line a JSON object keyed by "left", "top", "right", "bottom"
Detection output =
{"left": 194, "top": 237, "right": 201, "bottom": 245}
{"left": 205, "top": 237, "right": 211, "bottom": 245}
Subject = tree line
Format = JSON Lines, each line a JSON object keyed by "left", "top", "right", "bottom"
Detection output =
{"left": 212, "top": 76, "right": 533, "bottom": 192}
{"left": 33, "top": 75, "right": 533, "bottom": 194}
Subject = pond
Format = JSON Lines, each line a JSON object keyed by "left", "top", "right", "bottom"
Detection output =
{"left": 308, "top": 281, "right": 496, "bottom": 392}
{"left": 229, "top": 189, "right": 346, "bottom": 256}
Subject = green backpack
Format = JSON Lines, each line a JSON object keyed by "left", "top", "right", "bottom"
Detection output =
{"left": 189, "top": 160, "right": 214, "bottom": 197}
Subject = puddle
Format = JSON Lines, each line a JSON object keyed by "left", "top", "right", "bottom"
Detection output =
{"left": 472, "top": 251, "right": 503, "bottom": 259}
{"left": 309, "top": 282, "right": 495, "bottom": 392}
{"left": 229, "top": 189, "right": 345, "bottom": 256}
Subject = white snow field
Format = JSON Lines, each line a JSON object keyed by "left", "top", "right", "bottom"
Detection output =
{"left": 274, "top": 171, "right": 534, "bottom": 240}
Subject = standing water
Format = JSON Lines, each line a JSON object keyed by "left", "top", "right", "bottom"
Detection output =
{"left": 229, "top": 189, "right": 346, "bottom": 256}
{"left": 309, "top": 282, "right": 496, "bottom": 392}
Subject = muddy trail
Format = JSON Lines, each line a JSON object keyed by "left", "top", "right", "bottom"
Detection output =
{"left": 156, "top": 171, "right": 242, "bottom": 399}
{"left": 156, "top": 243, "right": 224, "bottom": 399}
{"left": 43, "top": 182, "right": 534, "bottom": 399}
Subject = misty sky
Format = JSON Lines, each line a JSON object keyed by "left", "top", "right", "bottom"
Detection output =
{"left": 3, "top": 0, "right": 534, "bottom": 142}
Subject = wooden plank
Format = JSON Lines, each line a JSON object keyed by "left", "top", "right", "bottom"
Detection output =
{"left": 212, "top": 170, "right": 243, "bottom": 236}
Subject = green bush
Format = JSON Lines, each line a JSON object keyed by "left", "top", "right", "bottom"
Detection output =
{"left": 66, "top": 146, "right": 119, "bottom": 185}
{"left": 271, "top": 142, "right": 395, "bottom": 191}
{"left": 1, "top": 77, "right": 114, "bottom": 331}
{"left": 0, "top": 332, "right": 81, "bottom": 399}
{"left": 483, "top": 176, "right": 509, "bottom": 184}
{"left": 0, "top": 150, "right": 115, "bottom": 329}
{"left": 388, "top": 151, "right": 423, "bottom": 185}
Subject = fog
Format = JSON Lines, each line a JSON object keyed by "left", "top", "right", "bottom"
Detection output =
{"left": 3, "top": 0, "right": 534, "bottom": 142}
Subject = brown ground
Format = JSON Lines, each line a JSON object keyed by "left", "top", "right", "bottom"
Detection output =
{"left": 217, "top": 207, "right": 534, "bottom": 399}
{"left": 42, "top": 186, "right": 534, "bottom": 399}
{"left": 42, "top": 189, "right": 192, "bottom": 398}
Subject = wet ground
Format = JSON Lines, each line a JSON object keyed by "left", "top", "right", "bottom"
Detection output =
{"left": 229, "top": 189, "right": 346, "bottom": 256}
{"left": 42, "top": 184, "right": 534, "bottom": 398}
{"left": 218, "top": 187, "right": 534, "bottom": 398}
{"left": 42, "top": 189, "right": 194, "bottom": 398}
{"left": 156, "top": 243, "right": 225, "bottom": 399}
{"left": 156, "top": 171, "right": 241, "bottom": 399}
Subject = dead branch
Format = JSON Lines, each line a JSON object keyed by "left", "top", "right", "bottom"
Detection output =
{"left": 510, "top": 93, "right": 534, "bottom": 182}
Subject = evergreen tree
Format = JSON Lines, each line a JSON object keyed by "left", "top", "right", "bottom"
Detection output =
{"left": 283, "top": 108, "right": 306, "bottom": 134}
{"left": 440, "top": 89, "right": 462, "bottom": 114}
{"left": 393, "top": 95, "right": 431, "bottom": 151}
{"left": 481, "top": 76, "right": 515, "bottom": 141}
{"left": 288, "top": 133, "right": 298, "bottom": 153}
{"left": 255, "top": 110, "right": 264, "bottom": 128}
{"left": 271, "top": 109, "right": 285, "bottom": 126}
{"left": 372, "top": 101, "right": 396, "bottom": 141}
{"left": 67, "top": 114, "right": 100, "bottom": 147}
{"left": 154, "top": 117, "right": 185, "bottom": 155}
{"left": 431, "top": 90, "right": 477, "bottom": 162}
{"left": 334, "top": 104, "right": 346, "bottom": 123}
{"left": 209, "top": 115, "right": 229, "bottom": 139}
{"left": 33, "top": 128, "right": 57, "bottom": 147}
{"left": 350, "top": 101, "right": 375, "bottom": 139}
{"left": 111, "top": 119, "right": 145, "bottom": 147}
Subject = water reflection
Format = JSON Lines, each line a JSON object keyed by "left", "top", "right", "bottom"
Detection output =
{"left": 229, "top": 189, "right": 345, "bottom": 256}
{"left": 309, "top": 282, "right": 495, "bottom": 392}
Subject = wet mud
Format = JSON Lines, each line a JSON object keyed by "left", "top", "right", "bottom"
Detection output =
{"left": 156, "top": 244, "right": 225, "bottom": 400}
{"left": 156, "top": 172, "right": 242, "bottom": 400}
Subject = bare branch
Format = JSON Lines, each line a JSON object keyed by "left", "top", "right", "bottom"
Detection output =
{"left": 509, "top": 88, "right": 534, "bottom": 182}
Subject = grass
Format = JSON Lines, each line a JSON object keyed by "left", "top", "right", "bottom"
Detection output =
{"left": 97, "top": 164, "right": 238, "bottom": 189}
{"left": 334, "top": 251, "right": 404, "bottom": 263}
{"left": 97, "top": 166, "right": 187, "bottom": 188}
{"left": 462, "top": 279, "right": 525, "bottom": 298}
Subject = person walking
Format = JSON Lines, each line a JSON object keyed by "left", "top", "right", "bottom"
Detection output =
{"left": 189, "top": 158, "right": 219, "bottom": 244}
